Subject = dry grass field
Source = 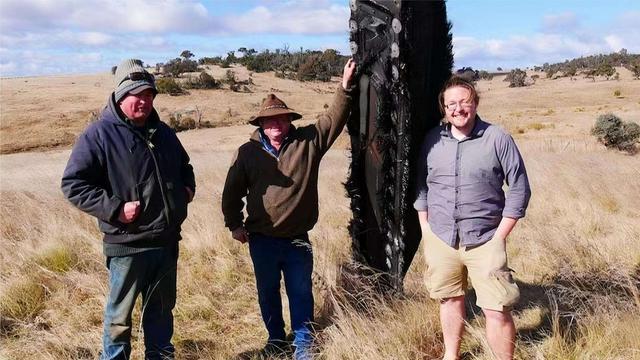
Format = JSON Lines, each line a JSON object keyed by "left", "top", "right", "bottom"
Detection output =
{"left": 1, "top": 66, "right": 639, "bottom": 359}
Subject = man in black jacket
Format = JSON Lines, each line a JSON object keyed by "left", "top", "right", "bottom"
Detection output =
{"left": 61, "top": 59, "right": 195, "bottom": 360}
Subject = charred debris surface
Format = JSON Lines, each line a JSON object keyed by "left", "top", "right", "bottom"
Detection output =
{"left": 346, "top": 0, "right": 453, "bottom": 293}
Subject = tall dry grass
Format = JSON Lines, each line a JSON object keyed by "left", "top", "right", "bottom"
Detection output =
{"left": 2, "top": 72, "right": 640, "bottom": 359}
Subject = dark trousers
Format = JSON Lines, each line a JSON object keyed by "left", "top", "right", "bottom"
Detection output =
{"left": 248, "top": 233, "right": 314, "bottom": 356}
{"left": 101, "top": 244, "right": 178, "bottom": 360}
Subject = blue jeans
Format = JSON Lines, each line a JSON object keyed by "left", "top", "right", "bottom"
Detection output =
{"left": 249, "top": 233, "right": 314, "bottom": 358}
{"left": 101, "top": 244, "right": 178, "bottom": 360}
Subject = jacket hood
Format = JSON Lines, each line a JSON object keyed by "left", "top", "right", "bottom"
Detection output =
{"left": 104, "top": 93, "right": 161, "bottom": 128}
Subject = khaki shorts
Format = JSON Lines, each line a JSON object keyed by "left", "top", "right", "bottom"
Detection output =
{"left": 422, "top": 226, "right": 519, "bottom": 311}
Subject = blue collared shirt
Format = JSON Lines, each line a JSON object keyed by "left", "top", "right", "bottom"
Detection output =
{"left": 413, "top": 117, "right": 531, "bottom": 247}
{"left": 258, "top": 128, "right": 289, "bottom": 158}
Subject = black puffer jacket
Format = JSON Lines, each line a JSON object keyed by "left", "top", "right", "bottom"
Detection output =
{"left": 61, "top": 95, "right": 195, "bottom": 245}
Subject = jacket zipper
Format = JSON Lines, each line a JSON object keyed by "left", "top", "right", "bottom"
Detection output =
{"left": 145, "top": 140, "right": 172, "bottom": 226}
{"left": 126, "top": 124, "right": 172, "bottom": 226}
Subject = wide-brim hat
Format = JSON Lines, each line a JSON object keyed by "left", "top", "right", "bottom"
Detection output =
{"left": 249, "top": 94, "right": 302, "bottom": 126}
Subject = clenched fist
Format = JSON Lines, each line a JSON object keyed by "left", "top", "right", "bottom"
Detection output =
{"left": 118, "top": 201, "right": 140, "bottom": 223}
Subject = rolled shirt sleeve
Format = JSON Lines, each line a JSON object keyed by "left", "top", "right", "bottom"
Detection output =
{"left": 497, "top": 133, "right": 531, "bottom": 219}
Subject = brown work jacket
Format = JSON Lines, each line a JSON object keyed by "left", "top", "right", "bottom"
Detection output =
{"left": 222, "top": 87, "right": 353, "bottom": 237}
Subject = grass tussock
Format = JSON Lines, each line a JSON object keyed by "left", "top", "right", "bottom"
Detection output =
{"left": 35, "top": 245, "right": 80, "bottom": 273}
{"left": 0, "top": 277, "right": 48, "bottom": 322}
{"left": 527, "top": 122, "right": 554, "bottom": 131}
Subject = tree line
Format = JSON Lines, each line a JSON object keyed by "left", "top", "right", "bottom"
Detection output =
{"left": 158, "top": 47, "right": 349, "bottom": 83}
{"left": 454, "top": 49, "right": 640, "bottom": 87}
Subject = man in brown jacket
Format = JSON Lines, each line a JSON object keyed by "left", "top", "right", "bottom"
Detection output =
{"left": 222, "top": 59, "right": 355, "bottom": 359}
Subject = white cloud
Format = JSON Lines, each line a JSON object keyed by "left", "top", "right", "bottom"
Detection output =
{"left": 149, "top": 37, "right": 170, "bottom": 47}
{"left": 616, "top": 11, "right": 640, "bottom": 28}
{"left": 604, "top": 35, "right": 624, "bottom": 52}
{"left": 0, "top": 0, "right": 348, "bottom": 36}
{"left": 0, "top": 0, "right": 217, "bottom": 34}
{"left": 75, "top": 32, "right": 113, "bottom": 46}
{"left": 542, "top": 12, "right": 579, "bottom": 33}
{"left": 0, "top": 49, "right": 109, "bottom": 77}
{"left": 0, "top": 31, "right": 170, "bottom": 52}
{"left": 454, "top": 12, "right": 640, "bottom": 70}
{"left": 454, "top": 32, "right": 607, "bottom": 69}
{"left": 224, "top": 4, "right": 349, "bottom": 34}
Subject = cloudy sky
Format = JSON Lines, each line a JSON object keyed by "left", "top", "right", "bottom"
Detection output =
{"left": 1, "top": 0, "right": 639, "bottom": 77}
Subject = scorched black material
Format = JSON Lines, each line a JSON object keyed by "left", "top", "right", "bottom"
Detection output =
{"left": 346, "top": 0, "right": 453, "bottom": 292}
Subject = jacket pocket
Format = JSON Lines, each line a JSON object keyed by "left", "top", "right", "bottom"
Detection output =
{"left": 129, "top": 177, "right": 166, "bottom": 232}
{"left": 166, "top": 181, "right": 188, "bottom": 226}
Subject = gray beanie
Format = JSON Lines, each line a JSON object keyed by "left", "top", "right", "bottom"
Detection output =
{"left": 113, "top": 59, "right": 158, "bottom": 102}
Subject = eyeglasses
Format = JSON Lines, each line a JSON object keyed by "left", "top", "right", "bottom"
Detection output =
{"left": 119, "top": 72, "right": 154, "bottom": 85}
{"left": 444, "top": 101, "right": 475, "bottom": 111}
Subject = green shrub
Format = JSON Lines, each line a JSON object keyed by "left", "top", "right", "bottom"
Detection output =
{"left": 168, "top": 114, "right": 194, "bottom": 131}
{"left": 180, "top": 117, "right": 196, "bottom": 130}
{"left": 505, "top": 68, "right": 528, "bottom": 87}
{"left": 564, "top": 65, "right": 577, "bottom": 78}
{"left": 224, "top": 70, "right": 237, "bottom": 85}
{"left": 478, "top": 70, "right": 493, "bottom": 80}
{"left": 614, "top": 89, "right": 621, "bottom": 97}
{"left": 198, "top": 72, "right": 220, "bottom": 89}
{"left": 199, "top": 56, "right": 222, "bottom": 65}
{"left": 183, "top": 71, "right": 220, "bottom": 90}
{"left": 167, "top": 112, "right": 211, "bottom": 132}
{"left": 597, "top": 63, "right": 616, "bottom": 80}
{"left": 163, "top": 58, "right": 198, "bottom": 77}
{"left": 245, "top": 51, "right": 276, "bottom": 72}
{"left": 591, "top": 113, "right": 640, "bottom": 153}
{"left": 628, "top": 62, "right": 640, "bottom": 79}
{"left": 156, "top": 78, "right": 185, "bottom": 96}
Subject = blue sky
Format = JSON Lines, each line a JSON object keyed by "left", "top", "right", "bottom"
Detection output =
{"left": 1, "top": 0, "right": 639, "bottom": 77}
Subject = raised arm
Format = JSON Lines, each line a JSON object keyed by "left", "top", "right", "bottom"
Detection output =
{"left": 314, "top": 59, "right": 357, "bottom": 154}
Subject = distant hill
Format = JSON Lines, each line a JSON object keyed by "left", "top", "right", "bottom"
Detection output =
{"left": 457, "top": 50, "right": 640, "bottom": 82}
{"left": 533, "top": 50, "right": 640, "bottom": 79}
